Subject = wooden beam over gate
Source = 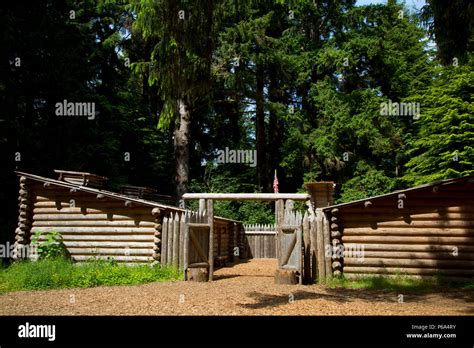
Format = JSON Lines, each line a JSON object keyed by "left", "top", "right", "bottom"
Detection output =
{"left": 183, "top": 193, "right": 310, "bottom": 201}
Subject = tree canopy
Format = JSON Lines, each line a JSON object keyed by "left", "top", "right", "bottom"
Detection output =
{"left": 1, "top": 0, "right": 472, "bottom": 237}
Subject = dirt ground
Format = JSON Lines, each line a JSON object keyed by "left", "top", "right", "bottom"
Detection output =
{"left": 1, "top": 259, "right": 473, "bottom": 316}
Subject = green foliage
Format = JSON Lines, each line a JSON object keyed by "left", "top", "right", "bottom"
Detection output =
{"left": 188, "top": 164, "right": 274, "bottom": 223}
{"left": 337, "top": 162, "right": 397, "bottom": 203}
{"left": 30, "top": 231, "right": 70, "bottom": 260}
{"left": 0, "top": 258, "right": 181, "bottom": 293}
{"left": 2, "top": 0, "right": 472, "bottom": 241}
{"left": 402, "top": 57, "right": 474, "bottom": 186}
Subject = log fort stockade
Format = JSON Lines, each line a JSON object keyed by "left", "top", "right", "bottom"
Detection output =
{"left": 12, "top": 170, "right": 474, "bottom": 282}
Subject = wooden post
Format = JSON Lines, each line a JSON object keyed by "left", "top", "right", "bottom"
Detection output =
{"left": 172, "top": 213, "right": 180, "bottom": 266}
{"left": 323, "top": 212, "right": 332, "bottom": 277}
{"left": 199, "top": 199, "right": 206, "bottom": 214}
{"left": 315, "top": 209, "right": 326, "bottom": 281}
{"left": 276, "top": 199, "right": 284, "bottom": 261}
{"left": 161, "top": 216, "right": 168, "bottom": 265}
{"left": 167, "top": 213, "right": 174, "bottom": 265}
{"left": 183, "top": 215, "right": 189, "bottom": 280}
{"left": 207, "top": 199, "right": 214, "bottom": 281}
{"left": 303, "top": 212, "right": 310, "bottom": 284}
{"left": 179, "top": 212, "right": 186, "bottom": 270}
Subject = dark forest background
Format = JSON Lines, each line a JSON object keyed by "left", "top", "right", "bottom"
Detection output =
{"left": 1, "top": 0, "right": 472, "bottom": 243}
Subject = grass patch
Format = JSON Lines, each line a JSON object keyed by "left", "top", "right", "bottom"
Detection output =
{"left": 322, "top": 274, "right": 474, "bottom": 292}
{"left": 0, "top": 258, "right": 182, "bottom": 293}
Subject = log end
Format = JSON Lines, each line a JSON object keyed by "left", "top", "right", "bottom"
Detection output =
{"left": 186, "top": 268, "right": 209, "bottom": 282}
{"left": 274, "top": 269, "right": 298, "bottom": 285}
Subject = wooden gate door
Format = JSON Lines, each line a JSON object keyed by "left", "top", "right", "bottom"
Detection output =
{"left": 183, "top": 200, "right": 214, "bottom": 281}
{"left": 276, "top": 202, "right": 303, "bottom": 284}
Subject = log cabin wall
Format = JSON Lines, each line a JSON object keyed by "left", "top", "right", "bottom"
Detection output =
{"left": 30, "top": 182, "right": 157, "bottom": 263}
{"left": 15, "top": 173, "right": 243, "bottom": 266}
{"left": 329, "top": 178, "right": 474, "bottom": 278}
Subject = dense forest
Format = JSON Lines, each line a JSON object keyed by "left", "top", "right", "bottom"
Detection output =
{"left": 1, "top": 0, "right": 473, "bottom": 243}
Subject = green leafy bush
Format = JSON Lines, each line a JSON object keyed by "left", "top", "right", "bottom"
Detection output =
{"left": 31, "top": 231, "right": 70, "bottom": 260}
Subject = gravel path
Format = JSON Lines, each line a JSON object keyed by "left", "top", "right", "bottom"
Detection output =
{"left": 1, "top": 259, "right": 473, "bottom": 315}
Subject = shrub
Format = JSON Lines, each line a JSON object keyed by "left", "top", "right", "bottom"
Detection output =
{"left": 30, "top": 231, "right": 70, "bottom": 260}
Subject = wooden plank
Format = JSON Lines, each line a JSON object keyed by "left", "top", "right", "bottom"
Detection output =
{"left": 208, "top": 199, "right": 214, "bottom": 281}
{"left": 189, "top": 229, "right": 208, "bottom": 262}
{"left": 281, "top": 232, "right": 296, "bottom": 266}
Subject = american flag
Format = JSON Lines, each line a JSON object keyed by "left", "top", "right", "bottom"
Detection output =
{"left": 273, "top": 169, "right": 279, "bottom": 193}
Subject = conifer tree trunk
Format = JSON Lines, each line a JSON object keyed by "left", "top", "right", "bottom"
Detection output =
{"left": 174, "top": 98, "right": 191, "bottom": 197}
{"left": 256, "top": 62, "right": 266, "bottom": 191}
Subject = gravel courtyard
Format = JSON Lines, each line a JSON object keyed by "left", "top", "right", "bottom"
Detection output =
{"left": 1, "top": 259, "right": 473, "bottom": 316}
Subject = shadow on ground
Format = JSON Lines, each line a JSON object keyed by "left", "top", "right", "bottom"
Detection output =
{"left": 239, "top": 287, "right": 474, "bottom": 314}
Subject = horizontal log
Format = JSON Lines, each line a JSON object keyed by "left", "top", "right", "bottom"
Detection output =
{"left": 344, "top": 257, "right": 474, "bottom": 268}
{"left": 339, "top": 206, "right": 474, "bottom": 214}
{"left": 408, "top": 191, "right": 474, "bottom": 198}
{"left": 339, "top": 212, "right": 474, "bottom": 221}
{"left": 343, "top": 266, "right": 474, "bottom": 276}
{"left": 71, "top": 255, "right": 153, "bottom": 262}
{"left": 343, "top": 273, "right": 473, "bottom": 282}
{"left": 33, "top": 207, "right": 153, "bottom": 214}
{"left": 182, "top": 193, "right": 310, "bottom": 201}
{"left": 342, "top": 228, "right": 474, "bottom": 236}
{"left": 343, "top": 243, "right": 474, "bottom": 252}
{"left": 343, "top": 220, "right": 474, "bottom": 229}
{"left": 32, "top": 234, "right": 153, "bottom": 241}
{"left": 341, "top": 235, "right": 474, "bottom": 244}
{"left": 31, "top": 227, "right": 156, "bottom": 234}
{"left": 32, "top": 220, "right": 155, "bottom": 228}
{"left": 61, "top": 241, "right": 155, "bottom": 248}
{"left": 344, "top": 251, "right": 474, "bottom": 260}
{"left": 33, "top": 213, "right": 154, "bottom": 221}
{"left": 66, "top": 248, "right": 153, "bottom": 255}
